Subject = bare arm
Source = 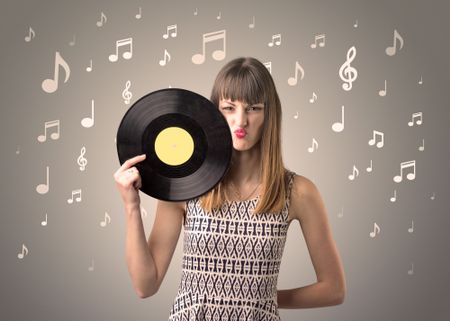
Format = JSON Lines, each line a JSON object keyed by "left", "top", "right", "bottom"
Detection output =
{"left": 278, "top": 175, "right": 346, "bottom": 308}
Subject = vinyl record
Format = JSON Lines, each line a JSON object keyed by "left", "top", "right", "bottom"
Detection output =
{"left": 116, "top": 88, "right": 232, "bottom": 201}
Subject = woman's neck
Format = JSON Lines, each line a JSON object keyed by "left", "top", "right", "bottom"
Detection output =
{"left": 228, "top": 148, "right": 261, "bottom": 185}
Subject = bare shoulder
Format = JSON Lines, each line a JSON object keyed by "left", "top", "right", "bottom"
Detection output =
{"left": 288, "top": 174, "right": 322, "bottom": 223}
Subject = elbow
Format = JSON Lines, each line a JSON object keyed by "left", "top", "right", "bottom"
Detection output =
{"left": 332, "top": 287, "right": 346, "bottom": 305}
{"left": 135, "top": 282, "right": 160, "bottom": 299}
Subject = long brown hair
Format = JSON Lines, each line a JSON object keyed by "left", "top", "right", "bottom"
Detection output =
{"left": 199, "top": 57, "right": 289, "bottom": 215}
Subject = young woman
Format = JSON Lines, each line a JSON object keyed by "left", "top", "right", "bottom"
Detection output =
{"left": 114, "top": 57, "right": 346, "bottom": 320}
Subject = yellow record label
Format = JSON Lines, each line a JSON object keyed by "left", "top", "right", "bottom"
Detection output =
{"left": 154, "top": 127, "right": 194, "bottom": 166}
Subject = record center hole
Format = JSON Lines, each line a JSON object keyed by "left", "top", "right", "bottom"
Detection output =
{"left": 154, "top": 127, "right": 194, "bottom": 166}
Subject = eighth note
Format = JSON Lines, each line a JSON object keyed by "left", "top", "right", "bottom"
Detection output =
{"left": 100, "top": 212, "right": 111, "bottom": 227}
{"left": 408, "top": 112, "right": 423, "bottom": 126}
{"left": 192, "top": 30, "right": 226, "bottom": 64}
{"left": 369, "top": 222, "right": 381, "bottom": 238}
{"left": 385, "top": 29, "right": 404, "bottom": 56}
{"left": 368, "top": 130, "right": 384, "bottom": 148}
{"left": 109, "top": 37, "right": 133, "bottom": 62}
{"left": 309, "top": 92, "right": 317, "bottom": 103}
{"left": 159, "top": 49, "right": 171, "bottom": 66}
{"left": 307, "top": 138, "right": 318, "bottom": 153}
{"left": 25, "top": 27, "right": 35, "bottom": 42}
{"left": 96, "top": 12, "right": 107, "bottom": 27}
{"left": 18, "top": 244, "right": 29, "bottom": 259}
{"left": 393, "top": 160, "right": 416, "bottom": 183}
{"left": 348, "top": 165, "right": 359, "bottom": 181}
{"left": 37, "top": 120, "right": 60, "bottom": 142}
{"left": 287, "top": 61, "right": 305, "bottom": 86}
{"left": 163, "top": 24, "right": 177, "bottom": 39}
{"left": 67, "top": 189, "right": 82, "bottom": 204}
{"left": 310, "top": 34, "right": 325, "bottom": 48}
{"left": 268, "top": 34, "right": 281, "bottom": 47}
{"left": 42, "top": 51, "right": 71, "bottom": 93}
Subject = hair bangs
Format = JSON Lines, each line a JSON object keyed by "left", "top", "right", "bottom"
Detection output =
{"left": 218, "top": 68, "right": 266, "bottom": 106}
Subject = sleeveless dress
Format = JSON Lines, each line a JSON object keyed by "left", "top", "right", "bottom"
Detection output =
{"left": 168, "top": 170, "right": 296, "bottom": 321}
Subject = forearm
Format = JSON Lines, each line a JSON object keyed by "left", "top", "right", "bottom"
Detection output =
{"left": 125, "top": 205, "right": 158, "bottom": 298}
{"left": 277, "top": 281, "right": 344, "bottom": 309}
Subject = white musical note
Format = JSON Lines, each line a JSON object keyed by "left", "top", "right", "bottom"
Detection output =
{"left": 67, "top": 189, "right": 82, "bottom": 204}
{"left": 135, "top": 7, "right": 142, "bottom": 19}
{"left": 287, "top": 61, "right": 305, "bottom": 86}
{"left": 268, "top": 34, "right": 281, "bottom": 47}
{"left": 379, "top": 80, "right": 387, "bottom": 96}
{"left": 69, "top": 34, "right": 76, "bottom": 46}
{"left": 408, "top": 220, "right": 414, "bottom": 233}
{"left": 339, "top": 46, "right": 358, "bottom": 91}
{"left": 42, "top": 52, "right": 70, "bottom": 93}
{"left": 159, "top": 49, "right": 171, "bottom": 66}
{"left": 408, "top": 112, "right": 423, "bottom": 126}
{"left": 332, "top": 105, "right": 345, "bottom": 132}
{"left": 369, "top": 222, "right": 381, "bottom": 238}
{"left": 88, "top": 259, "right": 95, "bottom": 271}
{"left": 163, "top": 24, "right": 177, "bottom": 39}
{"left": 122, "top": 80, "right": 132, "bottom": 104}
{"left": 418, "top": 76, "right": 423, "bottom": 85}
{"left": 310, "top": 34, "right": 325, "bottom": 48}
{"left": 77, "top": 146, "right": 88, "bottom": 171}
{"left": 309, "top": 92, "right": 317, "bottom": 103}
{"left": 41, "top": 213, "right": 48, "bottom": 226}
{"left": 393, "top": 160, "right": 416, "bottom": 183}
{"left": 37, "top": 120, "right": 60, "bottom": 142}
{"left": 81, "top": 100, "right": 95, "bottom": 128}
{"left": 194, "top": 8, "right": 198, "bottom": 15}
{"left": 390, "top": 189, "right": 397, "bottom": 202}
{"left": 264, "top": 61, "right": 272, "bottom": 74}
{"left": 308, "top": 138, "right": 318, "bottom": 153}
{"left": 36, "top": 166, "right": 49, "bottom": 194}
{"left": 109, "top": 37, "right": 133, "bottom": 62}
{"left": 368, "top": 130, "right": 384, "bottom": 148}
{"left": 86, "top": 59, "right": 93, "bottom": 72}
{"left": 96, "top": 12, "right": 107, "bottom": 27}
{"left": 18, "top": 244, "right": 29, "bottom": 259}
{"left": 353, "top": 20, "right": 358, "bottom": 28}
{"left": 408, "top": 262, "right": 414, "bottom": 275}
{"left": 418, "top": 139, "right": 425, "bottom": 151}
{"left": 430, "top": 192, "right": 435, "bottom": 200}
{"left": 293, "top": 111, "right": 299, "bottom": 119}
{"left": 348, "top": 165, "right": 359, "bottom": 181}
{"left": 100, "top": 212, "right": 111, "bottom": 227}
{"left": 338, "top": 207, "right": 344, "bottom": 218}
{"left": 249, "top": 16, "right": 255, "bottom": 29}
{"left": 216, "top": 11, "right": 221, "bottom": 19}
{"left": 16, "top": 146, "right": 20, "bottom": 155}
{"left": 385, "top": 29, "right": 404, "bottom": 56}
{"left": 25, "top": 27, "right": 35, "bottom": 42}
{"left": 366, "top": 159, "right": 373, "bottom": 173}
{"left": 192, "top": 30, "right": 226, "bottom": 64}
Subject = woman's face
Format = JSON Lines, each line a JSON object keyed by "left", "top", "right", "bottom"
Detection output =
{"left": 219, "top": 98, "right": 265, "bottom": 151}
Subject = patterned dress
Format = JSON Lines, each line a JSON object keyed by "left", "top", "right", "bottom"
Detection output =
{"left": 168, "top": 170, "right": 296, "bottom": 321}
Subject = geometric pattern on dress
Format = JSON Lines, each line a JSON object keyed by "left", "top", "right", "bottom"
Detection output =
{"left": 168, "top": 170, "right": 296, "bottom": 321}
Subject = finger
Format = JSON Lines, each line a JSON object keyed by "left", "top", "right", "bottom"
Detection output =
{"left": 119, "top": 154, "right": 146, "bottom": 172}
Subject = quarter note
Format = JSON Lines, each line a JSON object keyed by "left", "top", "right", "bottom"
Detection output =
{"left": 268, "top": 34, "right": 281, "bottom": 47}
{"left": 348, "top": 165, "right": 359, "bottom": 180}
{"left": 368, "top": 130, "right": 384, "bottom": 148}
{"left": 408, "top": 262, "right": 414, "bottom": 275}
{"left": 69, "top": 34, "right": 76, "bottom": 46}
{"left": 378, "top": 79, "right": 387, "bottom": 96}
{"left": 308, "top": 138, "right": 318, "bottom": 153}
{"left": 42, "top": 51, "right": 70, "bottom": 93}
{"left": 88, "top": 259, "right": 95, "bottom": 271}
{"left": 159, "top": 49, "right": 171, "bottom": 66}
{"left": 18, "top": 244, "right": 29, "bottom": 259}
{"left": 408, "top": 220, "right": 414, "bottom": 233}
{"left": 109, "top": 37, "right": 133, "bottom": 62}
{"left": 287, "top": 61, "right": 305, "bottom": 86}
{"left": 309, "top": 92, "right": 317, "bottom": 103}
{"left": 81, "top": 100, "right": 94, "bottom": 128}
{"left": 67, "top": 189, "right": 82, "bottom": 204}
{"left": 86, "top": 59, "right": 93, "bottom": 72}
{"left": 408, "top": 112, "right": 423, "bottom": 126}
{"left": 310, "top": 34, "right": 325, "bottom": 48}
{"left": 163, "top": 24, "right": 177, "bottom": 39}
{"left": 135, "top": 7, "right": 142, "bottom": 19}
{"left": 96, "top": 12, "right": 107, "bottom": 27}
{"left": 369, "top": 222, "right": 381, "bottom": 238}
{"left": 390, "top": 189, "right": 397, "bottom": 202}
{"left": 393, "top": 160, "right": 416, "bottom": 183}
{"left": 194, "top": 8, "right": 198, "bottom": 15}
{"left": 293, "top": 111, "right": 299, "bottom": 119}
{"left": 37, "top": 120, "right": 60, "bottom": 142}
{"left": 25, "top": 27, "right": 35, "bottom": 42}
{"left": 249, "top": 16, "right": 255, "bottom": 29}
{"left": 16, "top": 145, "right": 20, "bottom": 155}
{"left": 353, "top": 20, "right": 358, "bottom": 28}
{"left": 100, "top": 212, "right": 111, "bottom": 227}
{"left": 192, "top": 30, "right": 226, "bottom": 64}
{"left": 385, "top": 29, "right": 404, "bottom": 56}
{"left": 366, "top": 159, "right": 373, "bottom": 173}
{"left": 418, "top": 76, "right": 423, "bottom": 85}
{"left": 332, "top": 105, "right": 344, "bottom": 132}
{"left": 216, "top": 11, "right": 221, "bottom": 19}
{"left": 418, "top": 139, "right": 424, "bottom": 151}
{"left": 41, "top": 213, "right": 48, "bottom": 226}
{"left": 36, "top": 166, "right": 49, "bottom": 194}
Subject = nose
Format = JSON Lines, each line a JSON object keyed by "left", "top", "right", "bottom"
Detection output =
{"left": 236, "top": 108, "right": 248, "bottom": 127}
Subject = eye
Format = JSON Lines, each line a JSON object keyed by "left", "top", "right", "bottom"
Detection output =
{"left": 221, "top": 106, "right": 233, "bottom": 110}
{"left": 248, "top": 106, "right": 262, "bottom": 111}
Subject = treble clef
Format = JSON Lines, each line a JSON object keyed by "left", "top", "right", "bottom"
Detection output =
{"left": 339, "top": 46, "right": 358, "bottom": 91}
{"left": 77, "top": 146, "right": 88, "bottom": 171}
{"left": 122, "top": 80, "right": 132, "bottom": 104}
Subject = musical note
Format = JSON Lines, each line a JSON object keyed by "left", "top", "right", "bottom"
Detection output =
{"left": 42, "top": 51, "right": 70, "bottom": 93}
{"left": 41, "top": 213, "right": 48, "bottom": 226}
{"left": 408, "top": 112, "right": 423, "bottom": 126}
{"left": 408, "top": 220, "right": 414, "bottom": 233}
{"left": 100, "top": 212, "right": 111, "bottom": 227}
{"left": 16, "top": 146, "right": 20, "bottom": 155}
{"left": 368, "top": 130, "right": 384, "bottom": 148}
{"left": 268, "top": 34, "right": 281, "bottom": 47}
{"left": 353, "top": 20, "right": 358, "bottom": 28}
{"left": 390, "top": 189, "right": 397, "bottom": 202}
{"left": 418, "top": 76, "right": 423, "bottom": 85}
{"left": 339, "top": 46, "right": 358, "bottom": 91}
{"left": 379, "top": 80, "right": 387, "bottom": 96}
{"left": 163, "top": 24, "right": 177, "bottom": 39}
{"left": 287, "top": 61, "right": 305, "bottom": 86}
{"left": 122, "top": 80, "right": 132, "bottom": 104}
{"left": 67, "top": 189, "right": 82, "bottom": 204}
{"left": 407, "top": 262, "right": 414, "bottom": 275}
{"left": 25, "top": 27, "right": 35, "bottom": 42}
{"left": 293, "top": 111, "right": 299, "bottom": 119}
{"left": 385, "top": 29, "right": 404, "bottom": 56}
{"left": 393, "top": 160, "right": 416, "bottom": 183}
{"left": 418, "top": 139, "right": 425, "bottom": 151}
{"left": 36, "top": 166, "right": 49, "bottom": 194}
{"left": 69, "top": 34, "right": 76, "bottom": 46}
{"left": 217, "top": 11, "right": 221, "bottom": 19}
{"left": 86, "top": 59, "right": 93, "bottom": 72}
{"left": 338, "top": 207, "right": 344, "bottom": 218}
{"left": 194, "top": 8, "right": 198, "bottom": 15}
{"left": 135, "top": 7, "right": 142, "bottom": 19}
{"left": 77, "top": 146, "right": 88, "bottom": 171}
{"left": 249, "top": 16, "right": 255, "bottom": 29}
{"left": 109, "top": 37, "right": 133, "bottom": 62}
{"left": 348, "top": 165, "right": 359, "bottom": 181}
{"left": 18, "top": 244, "right": 29, "bottom": 259}
{"left": 88, "top": 259, "right": 95, "bottom": 271}
{"left": 309, "top": 92, "right": 317, "bottom": 103}
{"left": 369, "top": 222, "right": 381, "bottom": 238}
{"left": 332, "top": 105, "right": 345, "bottom": 132}
{"left": 96, "top": 12, "right": 107, "bottom": 27}
{"left": 159, "top": 49, "right": 171, "bottom": 66}
{"left": 430, "top": 192, "right": 435, "bottom": 200}
{"left": 264, "top": 61, "right": 272, "bottom": 74}
{"left": 37, "top": 120, "right": 60, "bottom": 142}
{"left": 308, "top": 138, "right": 318, "bottom": 153}
{"left": 81, "top": 100, "right": 95, "bottom": 128}
{"left": 310, "top": 34, "right": 325, "bottom": 48}
{"left": 192, "top": 30, "right": 226, "bottom": 64}
{"left": 366, "top": 159, "right": 373, "bottom": 173}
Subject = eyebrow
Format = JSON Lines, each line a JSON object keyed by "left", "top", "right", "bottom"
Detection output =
{"left": 222, "top": 100, "right": 264, "bottom": 107}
